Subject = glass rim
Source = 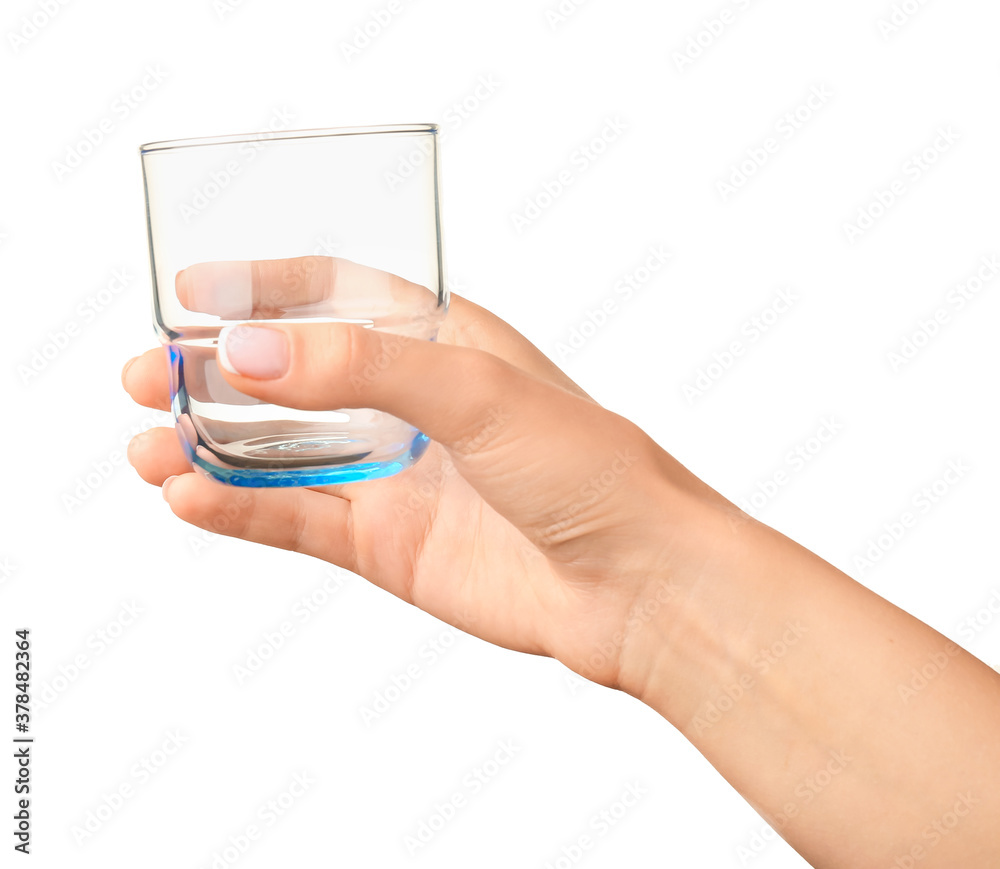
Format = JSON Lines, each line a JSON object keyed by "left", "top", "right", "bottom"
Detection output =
{"left": 139, "top": 123, "right": 439, "bottom": 155}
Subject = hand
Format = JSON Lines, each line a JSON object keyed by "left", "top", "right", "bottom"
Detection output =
{"left": 123, "top": 256, "right": 1000, "bottom": 865}
{"left": 122, "top": 256, "right": 728, "bottom": 695}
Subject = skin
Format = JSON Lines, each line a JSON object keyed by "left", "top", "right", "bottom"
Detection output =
{"left": 123, "top": 258, "right": 1000, "bottom": 866}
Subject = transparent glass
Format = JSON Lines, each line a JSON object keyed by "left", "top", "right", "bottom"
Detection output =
{"left": 139, "top": 124, "right": 447, "bottom": 487}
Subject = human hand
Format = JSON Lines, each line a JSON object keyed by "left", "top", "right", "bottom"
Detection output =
{"left": 123, "top": 257, "right": 1000, "bottom": 865}
{"left": 122, "top": 256, "right": 731, "bottom": 696}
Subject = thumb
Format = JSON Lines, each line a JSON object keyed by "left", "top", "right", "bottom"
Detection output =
{"left": 216, "top": 320, "right": 663, "bottom": 546}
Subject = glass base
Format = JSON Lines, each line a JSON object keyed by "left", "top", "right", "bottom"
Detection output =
{"left": 185, "top": 431, "right": 430, "bottom": 487}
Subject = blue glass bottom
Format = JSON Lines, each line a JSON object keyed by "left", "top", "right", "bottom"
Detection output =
{"left": 185, "top": 432, "right": 430, "bottom": 487}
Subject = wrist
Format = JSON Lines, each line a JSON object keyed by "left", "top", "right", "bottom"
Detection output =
{"left": 613, "top": 489, "right": 779, "bottom": 725}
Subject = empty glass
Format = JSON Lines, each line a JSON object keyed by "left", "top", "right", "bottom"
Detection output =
{"left": 139, "top": 124, "right": 447, "bottom": 486}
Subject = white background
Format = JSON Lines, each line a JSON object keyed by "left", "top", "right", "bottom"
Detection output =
{"left": 2, "top": 0, "right": 999, "bottom": 866}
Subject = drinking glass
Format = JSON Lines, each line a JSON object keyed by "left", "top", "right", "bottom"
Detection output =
{"left": 139, "top": 123, "right": 447, "bottom": 487}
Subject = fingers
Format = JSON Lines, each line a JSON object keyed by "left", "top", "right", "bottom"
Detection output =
{"left": 122, "top": 293, "right": 594, "bottom": 414}
{"left": 124, "top": 423, "right": 359, "bottom": 571}
{"left": 126, "top": 426, "right": 191, "bottom": 484}
{"left": 173, "top": 254, "right": 589, "bottom": 395}
{"left": 213, "top": 319, "right": 653, "bottom": 541}
{"left": 122, "top": 347, "right": 171, "bottom": 411}
{"left": 160, "top": 472, "right": 357, "bottom": 572}
{"left": 175, "top": 256, "right": 440, "bottom": 325}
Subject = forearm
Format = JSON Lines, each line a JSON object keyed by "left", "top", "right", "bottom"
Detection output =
{"left": 624, "top": 499, "right": 1000, "bottom": 867}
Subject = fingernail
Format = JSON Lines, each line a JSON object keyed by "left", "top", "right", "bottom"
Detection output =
{"left": 121, "top": 356, "right": 139, "bottom": 388}
{"left": 218, "top": 325, "right": 289, "bottom": 379}
{"left": 162, "top": 475, "right": 178, "bottom": 501}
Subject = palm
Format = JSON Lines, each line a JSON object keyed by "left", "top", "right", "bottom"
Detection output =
{"left": 339, "top": 440, "right": 560, "bottom": 658}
